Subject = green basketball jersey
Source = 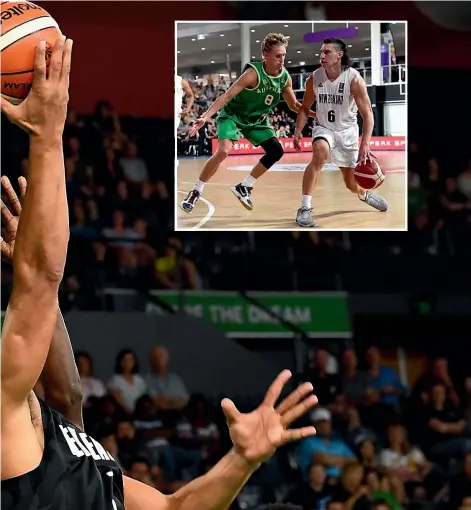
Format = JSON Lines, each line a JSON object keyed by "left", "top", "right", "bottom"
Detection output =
{"left": 220, "top": 61, "right": 290, "bottom": 124}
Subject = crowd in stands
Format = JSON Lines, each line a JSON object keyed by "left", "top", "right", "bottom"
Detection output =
{"left": 69, "top": 340, "right": 471, "bottom": 509}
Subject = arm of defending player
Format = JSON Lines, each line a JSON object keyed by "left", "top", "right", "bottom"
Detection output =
{"left": 123, "top": 449, "right": 256, "bottom": 510}
{"left": 181, "top": 79, "right": 195, "bottom": 114}
{"left": 0, "top": 176, "right": 84, "bottom": 429}
{"left": 351, "top": 75, "right": 374, "bottom": 163}
{"left": 190, "top": 68, "right": 258, "bottom": 134}
{"left": 282, "top": 77, "right": 316, "bottom": 118}
{"left": 0, "top": 38, "right": 72, "bottom": 410}
{"left": 38, "top": 309, "right": 84, "bottom": 429}
{"left": 294, "top": 75, "right": 316, "bottom": 151}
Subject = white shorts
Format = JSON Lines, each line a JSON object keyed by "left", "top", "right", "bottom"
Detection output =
{"left": 312, "top": 124, "right": 359, "bottom": 168}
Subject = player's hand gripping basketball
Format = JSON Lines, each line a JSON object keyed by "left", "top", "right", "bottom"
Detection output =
{"left": 357, "top": 142, "right": 373, "bottom": 165}
{"left": 0, "top": 35, "right": 72, "bottom": 138}
{"left": 221, "top": 369, "right": 317, "bottom": 466}
{"left": 190, "top": 117, "right": 207, "bottom": 136}
{"left": 0, "top": 176, "right": 27, "bottom": 263}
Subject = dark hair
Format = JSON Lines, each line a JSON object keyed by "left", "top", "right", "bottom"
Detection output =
{"left": 253, "top": 505, "right": 302, "bottom": 510}
{"left": 130, "top": 455, "right": 151, "bottom": 470}
{"left": 74, "top": 351, "right": 94, "bottom": 374}
{"left": 114, "top": 349, "right": 139, "bottom": 374}
{"left": 323, "top": 37, "right": 351, "bottom": 69}
{"left": 327, "top": 502, "right": 345, "bottom": 509}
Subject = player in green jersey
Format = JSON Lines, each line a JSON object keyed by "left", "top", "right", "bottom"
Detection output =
{"left": 180, "top": 33, "right": 316, "bottom": 214}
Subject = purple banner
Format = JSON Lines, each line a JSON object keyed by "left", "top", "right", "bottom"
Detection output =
{"left": 304, "top": 27, "right": 358, "bottom": 43}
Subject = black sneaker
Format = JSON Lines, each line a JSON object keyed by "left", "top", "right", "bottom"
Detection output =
{"left": 180, "top": 189, "right": 200, "bottom": 214}
{"left": 230, "top": 183, "right": 254, "bottom": 211}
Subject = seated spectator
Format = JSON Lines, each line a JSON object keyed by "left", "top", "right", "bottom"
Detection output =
{"left": 341, "top": 348, "right": 370, "bottom": 408}
{"left": 108, "top": 349, "right": 147, "bottom": 415}
{"left": 128, "top": 456, "right": 155, "bottom": 487}
{"left": 145, "top": 346, "right": 189, "bottom": 413}
{"left": 175, "top": 393, "right": 221, "bottom": 461}
{"left": 298, "top": 408, "right": 355, "bottom": 483}
{"left": 302, "top": 349, "right": 342, "bottom": 409}
{"left": 154, "top": 237, "right": 200, "bottom": 290}
{"left": 365, "top": 346, "right": 405, "bottom": 409}
{"left": 115, "top": 419, "right": 138, "bottom": 469}
{"left": 411, "top": 356, "right": 460, "bottom": 407}
{"left": 449, "top": 453, "right": 471, "bottom": 510}
{"left": 457, "top": 162, "right": 471, "bottom": 201}
{"left": 119, "top": 141, "right": 149, "bottom": 184}
{"left": 96, "top": 425, "right": 122, "bottom": 466}
{"left": 365, "top": 470, "right": 401, "bottom": 510}
{"left": 331, "top": 463, "right": 371, "bottom": 510}
{"left": 417, "top": 381, "right": 469, "bottom": 466}
{"left": 75, "top": 351, "right": 106, "bottom": 405}
{"left": 285, "top": 462, "right": 333, "bottom": 509}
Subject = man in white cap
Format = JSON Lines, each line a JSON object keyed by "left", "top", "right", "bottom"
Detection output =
{"left": 298, "top": 407, "right": 355, "bottom": 483}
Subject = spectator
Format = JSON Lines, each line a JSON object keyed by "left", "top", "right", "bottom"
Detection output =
{"left": 449, "top": 453, "right": 471, "bottom": 510}
{"left": 144, "top": 346, "right": 189, "bottom": 413}
{"left": 418, "top": 380, "right": 469, "bottom": 466}
{"left": 457, "top": 161, "right": 471, "bottom": 200}
{"left": 285, "top": 462, "right": 332, "bottom": 509}
{"left": 365, "top": 346, "right": 405, "bottom": 409}
{"left": 154, "top": 237, "right": 200, "bottom": 290}
{"left": 365, "top": 470, "right": 401, "bottom": 510}
{"left": 119, "top": 141, "right": 149, "bottom": 184}
{"left": 108, "top": 349, "right": 147, "bottom": 414}
{"left": 341, "top": 348, "right": 370, "bottom": 407}
{"left": 298, "top": 408, "right": 355, "bottom": 482}
{"left": 302, "top": 349, "right": 342, "bottom": 408}
{"left": 115, "top": 419, "right": 138, "bottom": 469}
{"left": 128, "top": 456, "right": 155, "bottom": 487}
{"left": 331, "top": 463, "right": 371, "bottom": 510}
{"left": 75, "top": 351, "right": 106, "bottom": 405}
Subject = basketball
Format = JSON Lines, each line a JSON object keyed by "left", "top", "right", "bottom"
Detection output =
{"left": 1, "top": 0, "right": 61, "bottom": 104}
{"left": 354, "top": 157, "right": 385, "bottom": 190}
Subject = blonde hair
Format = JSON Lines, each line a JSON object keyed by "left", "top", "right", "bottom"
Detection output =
{"left": 261, "top": 33, "right": 289, "bottom": 54}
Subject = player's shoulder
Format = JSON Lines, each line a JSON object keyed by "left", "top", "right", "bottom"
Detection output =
{"left": 345, "top": 66, "right": 362, "bottom": 82}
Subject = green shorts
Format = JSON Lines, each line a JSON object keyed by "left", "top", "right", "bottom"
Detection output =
{"left": 217, "top": 114, "right": 276, "bottom": 147}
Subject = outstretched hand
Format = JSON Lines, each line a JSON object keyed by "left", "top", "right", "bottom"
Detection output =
{"left": 1, "top": 176, "right": 27, "bottom": 263}
{"left": 221, "top": 369, "right": 317, "bottom": 465}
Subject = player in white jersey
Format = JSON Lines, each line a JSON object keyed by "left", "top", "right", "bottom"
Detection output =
{"left": 294, "top": 38, "right": 388, "bottom": 227}
{"left": 175, "top": 75, "right": 195, "bottom": 169}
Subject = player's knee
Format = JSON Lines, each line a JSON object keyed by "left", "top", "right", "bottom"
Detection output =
{"left": 260, "top": 137, "right": 284, "bottom": 169}
{"left": 311, "top": 139, "right": 329, "bottom": 167}
{"left": 215, "top": 146, "right": 231, "bottom": 160}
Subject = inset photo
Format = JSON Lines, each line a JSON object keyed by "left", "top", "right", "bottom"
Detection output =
{"left": 175, "top": 21, "right": 407, "bottom": 230}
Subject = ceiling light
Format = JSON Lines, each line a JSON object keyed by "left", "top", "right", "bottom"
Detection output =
{"left": 220, "top": 34, "right": 224, "bottom": 37}
{"left": 201, "top": 47, "right": 205, "bottom": 50}
{"left": 300, "top": 61, "right": 305, "bottom": 65}
{"left": 284, "top": 24, "right": 289, "bottom": 27}
{"left": 365, "top": 47, "right": 369, "bottom": 50}
{"left": 177, "top": 50, "right": 180, "bottom": 54}
{"left": 191, "top": 38, "right": 195, "bottom": 41}
{"left": 256, "top": 40, "right": 260, "bottom": 43}
{"left": 288, "top": 60, "right": 292, "bottom": 64}
{"left": 297, "top": 50, "right": 301, "bottom": 53}
{"left": 251, "top": 29, "right": 255, "bottom": 33}
{"left": 228, "top": 43, "right": 232, "bottom": 47}
{"left": 348, "top": 44, "right": 352, "bottom": 48}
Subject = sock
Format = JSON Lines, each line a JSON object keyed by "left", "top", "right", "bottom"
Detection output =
{"left": 358, "top": 191, "right": 368, "bottom": 200}
{"left": 241, "top": 175, "right": 256, "bottom": 188}
{"left": 194, "top": 180, "right": 205, "bottom": 193}
{"left": 302, "top": 195, "right": 312, "bottom": 208}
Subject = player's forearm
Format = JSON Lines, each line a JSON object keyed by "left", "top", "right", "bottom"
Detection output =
{"left": 204, "top": 93, "right": 231, "bottom": 119}
{"left": 295, "top": 108, "right": 309, "bottom": 133}
{"left": 169, "top": 449, "right": 259, "bottom": 510}
{"left": 40, "top": 308, "right": 84, "bottom": 428}
{"left": 360, "top": 111, "right": 374, "bottom": 145}
{"left": 13, "top": 135, "right": 69, "bottom": 284}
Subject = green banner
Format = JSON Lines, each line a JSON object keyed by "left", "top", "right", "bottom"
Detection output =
{"left": 145, "top": 291, "right": 351, "bottom": 338}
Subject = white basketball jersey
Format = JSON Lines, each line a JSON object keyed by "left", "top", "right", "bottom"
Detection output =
{"left": 312, "top": 67, "right": 360, "bottom": 131}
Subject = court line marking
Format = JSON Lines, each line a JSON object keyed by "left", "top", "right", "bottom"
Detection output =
{"left": 177, "top": 191, "right": 215, "bottom": 230}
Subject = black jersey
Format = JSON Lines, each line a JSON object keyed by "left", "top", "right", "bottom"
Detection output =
{"left": 2, "top": 398, "right": 125, "bottom": 510}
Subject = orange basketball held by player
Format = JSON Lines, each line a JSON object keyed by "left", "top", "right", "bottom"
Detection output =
{"left": 1, "top": 0, "right": 61, "bottom": 104}
{"left": 354, "top": 155, "right": 385, "bottom": 190}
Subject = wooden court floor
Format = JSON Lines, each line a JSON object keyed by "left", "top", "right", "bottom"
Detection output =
{"left": 176, "top": 151, "right": 406, "bottom": 230}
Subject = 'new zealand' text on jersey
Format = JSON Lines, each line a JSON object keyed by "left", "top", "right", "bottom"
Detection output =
{"left": 2, "top": 399, "right": 125, "bottom": 510}
{"left": 312, "top": 66, "right": 360, "bottom": 131}
{"left": 220, "top": 61, "right": 290, "bottom": 125}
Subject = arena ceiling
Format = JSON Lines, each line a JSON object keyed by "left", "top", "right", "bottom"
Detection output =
{"left": 176, "top": 22, "right": 406, "bottom": 70}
